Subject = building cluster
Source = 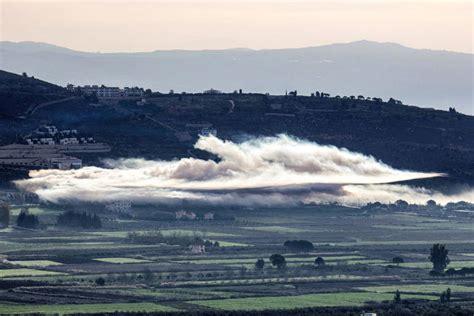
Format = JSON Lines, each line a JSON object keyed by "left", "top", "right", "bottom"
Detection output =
{"left": 0, "top": 144, "right": 82, "bottom": 170}
{"left": 25, "top": 125, "right": 96, "bottom": 146}
{"left": 175, "top": 210, "right": 214, "bottom": 221}
{"left": 67, "top": 84, "right": 145, "bottom": 99}
{"left": 0, "top": 126, "right": 111, "bottom": 171}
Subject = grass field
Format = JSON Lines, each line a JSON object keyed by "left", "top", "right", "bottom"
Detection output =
{"left": 191, "top": 292, "right": 438, "bottom": 311}
{"left": 241, "top": 226, "right": 311, "bottom": 233}
{"left": 0, "top": 268, "right": 66, "bottom": 278}
{"left": 0, "top": 302, "right": 178, "bottom": 315}
{"left": 9, "top": 260, "right": 63, "bottom": 267}
{"left": 175, "top": 255, "right": 368, "bottom": 265}
{"left": 360, "top": 284, "right": 474, "bottom": 294}
{"left": 399, "top": 261, "right": 474, "bottom": 269}
{"left": 10, "top": 207, "right": 57, "bottom": 216}
{"left": 94, "top": 257, "right": 153, "bottom": 264}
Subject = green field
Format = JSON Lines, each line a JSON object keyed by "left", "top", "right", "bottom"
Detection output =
{"left": 241, "top": 226, "right": 311, "bottom": 233}
{"left": 9, "top": 260, "right": 63, "bottom": 267}
{"left": 399, "top": 261, "right": 474, "bottom": 269}
{"left": 94, "top": 257, "right": 153, "bottom": 264}
{"left": 10, "top": 207, "right": 57, "bottom": 216}
{"left": 0, "top": 268, "right": 66, "bottom": 278}
{"left": 178, "top": 255, "right": 381, "bottom": 267}
{"left": 0, "top": 302, "right": 178, "bottom": 315}
{"left": 191, "top": 292, "right": 438, "bottom": 311}
{"left": 360, "top": 284, "right": 474, "bottom": 294}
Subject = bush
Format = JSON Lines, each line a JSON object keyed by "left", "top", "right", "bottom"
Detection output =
{"left": 16, "top": 211, "right": 39, "bottom": 229}
{"left": 0, "top": 204, "right": 10, "bottom": 228}
{"left": 95, "top": 277, "right": 105, "bottom": 286}
{"left": 270, "top": 254, "right": 286, "bottom": 269}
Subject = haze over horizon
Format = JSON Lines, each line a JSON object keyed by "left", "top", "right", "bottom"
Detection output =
{"left": 1, "top": 0, "right": 472, "bottom": 54}
{"left": 2, "top": 39, "right": 472, "bottom": 55}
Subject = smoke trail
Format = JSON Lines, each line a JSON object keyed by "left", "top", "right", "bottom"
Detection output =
{"left": 15, "top": 134, "right": 471, "bottom": 206}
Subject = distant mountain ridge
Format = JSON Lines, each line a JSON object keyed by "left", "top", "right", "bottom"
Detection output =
{"left": 1, "top": 40, "right": 473, "bottom": 114}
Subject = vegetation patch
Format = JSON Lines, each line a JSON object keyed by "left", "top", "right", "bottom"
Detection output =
{"left": 9, "top": 260, "right": 63, "bottom": 267}
{"left": 190, "top": 292, "right": 438, "bottom": 311}
{"left": 0, "top": 268, "right": 66, "bottom": 278}
{"left": 360, "top": 284, "right": 474, "bottom": 294}
{"left": 94, "top": 257, "right": 153, "bottom": 264}
{"left": 241, "top": 226, "right": 311, "bottom": 233}
{"left": 0, "top": 302, "right": 178, "bottom": 314}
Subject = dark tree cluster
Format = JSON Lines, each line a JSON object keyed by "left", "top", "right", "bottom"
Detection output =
{"left": 314, "top": 256, "right": 325, "bottom": 267}
{"left": 269, "top": 254, "right": 286, "bottom": 269}
{"left": 16, "top": 211, "right": 39, "bottom": 229}
{"left": 56, "top": 211, "right": 102, "bottom": 229}
{"left": 0, "top": 204, "right": 10, "bottom": 228}
{"left": 283, "top": 240, "right": 314, "bottom": 252}
{"left": 429, "top": 244, "right": 450, "bottom": 273}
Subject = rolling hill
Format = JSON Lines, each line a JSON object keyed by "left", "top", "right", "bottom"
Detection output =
{"left": 0, "top": 70, "right": 473, "bottom": 184}
{"left": 1, "top": 40, "right": 472, "bottom": 114}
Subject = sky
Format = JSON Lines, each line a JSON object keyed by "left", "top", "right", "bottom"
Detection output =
{"left": 0, "top": 0, "right": 473, "bottom": 53}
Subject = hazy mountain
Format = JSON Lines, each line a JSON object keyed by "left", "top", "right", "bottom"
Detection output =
{"left": 1, "top": 40, "right": 472, "bottom": 114}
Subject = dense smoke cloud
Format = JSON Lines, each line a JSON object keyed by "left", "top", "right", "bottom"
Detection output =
{"left": 14, "top": 135, "right": 472, "bottom": 206}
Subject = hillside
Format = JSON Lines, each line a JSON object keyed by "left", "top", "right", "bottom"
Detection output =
{"left": 0, "top": 70, "right": 69, "bottom": 117}
{"left": 0, "top": 72, "right": 472, "bottom": 183}
{"left": 1, "top": 40, "right": 473, "bottom": 114}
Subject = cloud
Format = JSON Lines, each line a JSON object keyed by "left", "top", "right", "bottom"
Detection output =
{"left": 14, "top": 134, "right": 472, "bottom": 206}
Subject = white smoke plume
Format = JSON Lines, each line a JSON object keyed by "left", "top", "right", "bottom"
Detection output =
{"left": 14, "top": 134, "right": 473, "bottom": 206}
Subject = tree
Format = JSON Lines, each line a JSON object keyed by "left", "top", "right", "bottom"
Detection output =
{"left": 95, "top": 277, "right": 105, "bottom": 286}
{"left": 269, "top": 254, "right": 286, "bottom": 269}
{"left": 143, "top": 269, "right": 154, "bottom": 284}
{"left": 394, "top": 290, "right": 401, "bottom": 303}
{"left": 392, "top": 256, "right": 404, "bottom": 266}
{"left": 429, "top": 244, "right": 450, "bottom": 272}
{"left": 446, "top": 288, "right": 451, "bottom": 302}
{"left": 255, "top": 259, "right": 265, "bottom": 270}
{"left": 426, "top": 199, "right": 437, "bottom": 207}
{"left": 17, "top": 211, "right": 39, "bottom": 229}
{"left": 395, "top": 200, "right": 409, "bottom": 209}
{"left": 440, "top": 291, "right": 447, "bottom": 303}
{"left": 314, "top": 257, "right": 325, "bottom": 267}
{"left": 56, "top": 211, "right": 102, "bottom": 229}
{"left": 0, "top": 204, "right": 10, "bottom": 228}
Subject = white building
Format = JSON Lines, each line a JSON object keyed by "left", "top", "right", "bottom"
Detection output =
{"left": 59, "top": 138, "right": 80, "bottom": 145}
{"left": 79, "top": 85, "right": 144, "bottom": 99}
{"left": 49, "top": 157, "right": 82, "bottom": 169}
{"left": 39, "top": 138, "right": 55, "bottom": 145}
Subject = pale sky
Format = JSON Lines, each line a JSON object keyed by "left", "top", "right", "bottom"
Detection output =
{"left": 0, "top": 0, "right": 472, "bottom": 53}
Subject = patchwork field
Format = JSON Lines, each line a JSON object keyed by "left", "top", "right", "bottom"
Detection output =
{"left": 0, "top": 203, "right": 473, "bottom": 314}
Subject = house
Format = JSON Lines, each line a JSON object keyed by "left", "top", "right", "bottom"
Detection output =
{"left": 175, "top": 210, "right": 197, "bottom": 220}
{"left": 189, "top": 244, "right": 206, "bottom": 254}
{"left": 59, "top": 138, "right": 79, "bottom": 145}
{"left": 48, "top": 156, "right": 82, "bottom": 169}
